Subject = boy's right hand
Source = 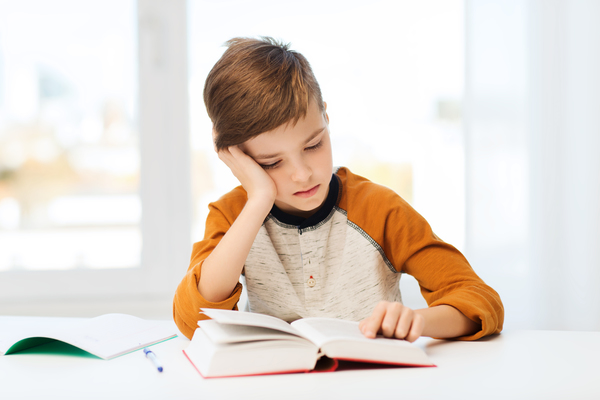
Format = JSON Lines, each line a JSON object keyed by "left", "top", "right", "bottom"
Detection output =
{"left": 217, "top": 145, "right": 277, "bottom": 207}
{"left": 359, "top": 301, "right": 424, "bottom": 343}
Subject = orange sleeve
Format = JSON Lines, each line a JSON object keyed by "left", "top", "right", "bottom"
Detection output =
{"left": 172, "top": 187, "right": 247, "bottom": 340}
{"left": 339, "top": 168, "right": 504, "bottom": 340}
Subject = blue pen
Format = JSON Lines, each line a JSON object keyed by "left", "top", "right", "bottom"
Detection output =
{"left": 143, "top": 348, "right": 163, "bottom": 372}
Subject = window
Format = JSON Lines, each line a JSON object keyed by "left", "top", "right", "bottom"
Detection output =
{"left": 0, "top": 1, "right": 140, "bottom": 272}
{"left": 0, "top": 1, "right": 190, "bottom": 315}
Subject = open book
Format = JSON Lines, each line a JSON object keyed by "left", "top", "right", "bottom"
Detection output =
{"left": 0, "top": 314, "right": 178, "bottom": 360}
{"left": 183, "top": 308, "right": 434, "bottom": 378}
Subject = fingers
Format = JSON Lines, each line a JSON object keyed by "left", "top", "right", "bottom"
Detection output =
{"left": 217, "top": 146, "right": 247, "bottom": 171}
{"left": 211, "top": 128, "right": 251, "bottom": 168}
{"left": 220, "top": 146, "right": 264, "bottom": 179}
{"left": 382, "top": 302, "right": 404, "bottom": 337}
{"left": 359, "top": 301, "right": 388, "bottom": 338}
{"left": 219, "top": 145, "right": 252, "bottom": 164}
{"left": 216, "top": 145, "right": 277, "bottom": 203}
{"left": 405, "top": 313, "right": 424, "bottom": 343}
{"left": 227, "top": 145, "right": 247, "bottom": 160}
{"left": 393, "top": 305, "right": 414, "bottom": 339}
{"left": 359, "top": 302, "right": 424, "bottom": 342}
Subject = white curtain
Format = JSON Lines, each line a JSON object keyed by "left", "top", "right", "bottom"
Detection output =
{"left": 465, "top": 0, "right": 600, "bottom": 331}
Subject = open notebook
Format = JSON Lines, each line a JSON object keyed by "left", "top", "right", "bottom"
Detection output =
{"left": 0, "top": 314, "right": 178, "bottom": 359}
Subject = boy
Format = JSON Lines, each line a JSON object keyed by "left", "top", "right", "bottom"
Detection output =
{"left": 174, "top": 37, "right": 504, "bottom": 342}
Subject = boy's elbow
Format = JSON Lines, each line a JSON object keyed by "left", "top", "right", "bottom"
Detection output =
{"left": 475, "top": 294, "right": 505, "bottom": 339}
{"left": 173, "top": 293, "right": 195, "bottom": 340}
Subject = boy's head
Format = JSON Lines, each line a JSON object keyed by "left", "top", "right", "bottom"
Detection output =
{"left": 204, "top": 37, "right": 325, "bottom": 150}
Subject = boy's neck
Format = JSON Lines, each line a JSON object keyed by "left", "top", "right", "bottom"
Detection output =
{"left": 270, "top": 173, "right": 339, "bottom": 228}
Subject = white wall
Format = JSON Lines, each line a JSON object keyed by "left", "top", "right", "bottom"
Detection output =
{"left": 465, "top": 0, "right": 600, "bottom": 331}
{"left": 528, "top": 0, "right": 600, "bottom": 330}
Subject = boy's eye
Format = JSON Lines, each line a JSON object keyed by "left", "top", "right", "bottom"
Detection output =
{"left": 258, "top": 140, "right": 323, "bottom": 170}
{"left": 260, "top": 161, "right": 280, "bottom": 170}
{"left": 306, "top": 141, "right": 323, "bottom": 151}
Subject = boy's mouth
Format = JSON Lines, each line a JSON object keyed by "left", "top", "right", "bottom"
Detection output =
{"left": 294, "top": 184, "right": 320, "bottom": 198}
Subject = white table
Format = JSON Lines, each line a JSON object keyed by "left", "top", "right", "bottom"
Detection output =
{"left": 1, "top": 317, "right": 599, "bottom": 400}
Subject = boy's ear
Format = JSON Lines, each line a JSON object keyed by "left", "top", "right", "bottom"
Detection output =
{"left": 323, "top": 101, "right": 329, "bottom": 124}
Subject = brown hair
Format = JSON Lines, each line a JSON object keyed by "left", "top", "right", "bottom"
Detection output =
{"left": 204, "top": 37, "right": 324, "bottom": 150}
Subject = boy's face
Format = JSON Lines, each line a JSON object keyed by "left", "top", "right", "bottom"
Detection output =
{"left": 240, "top": 101, "right": 333, "bottom": 218}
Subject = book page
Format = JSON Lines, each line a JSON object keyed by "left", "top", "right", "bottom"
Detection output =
{"left": 200, "top": 309, "right": 301, "bottom": 337}
{"left": 290, "top": 318, "right": 368, "bottom": 347}
{"left": 291, "top": 317, "right": 433, "bottom": 366}
{"left": 198, "top": 319, "right": 308, "bottom": 344}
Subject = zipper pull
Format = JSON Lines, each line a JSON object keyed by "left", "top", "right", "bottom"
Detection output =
{"left": 298, "top": 227, "right": 302, "bottom": 235}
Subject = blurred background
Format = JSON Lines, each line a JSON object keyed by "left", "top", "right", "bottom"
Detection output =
{"left": 0, "top": 0, "right": 598, "bottom": 332}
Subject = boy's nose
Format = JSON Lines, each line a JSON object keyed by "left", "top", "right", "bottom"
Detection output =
{"left": 290, "top": 161, "right": 312, "bottom": 182}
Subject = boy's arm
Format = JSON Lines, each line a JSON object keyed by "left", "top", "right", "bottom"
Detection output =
{"left": 343, "top": 172, "right": 503, "bottom": 341}
{"left": 416, "top": 304, "right": 480, "bottom": 338}
{"left": 173, "top": 145, "right": 276, "bottom": 339}
{"left": 173, "top": 200, "right": 244, "bottom": 339}
{"left": 198, "top": 199, "right": 271, "bottom": 301}
{"left": 359, "top": 302, "right": 480, "bottom": 342}
{"left": 359, "top": 240, "right": 502, "bottom": 342}
{"left": 401, "top": 237, "right": 504, "bottom": 341}
{"left": 198, "top": 145, "right": 276, "bottom": 302}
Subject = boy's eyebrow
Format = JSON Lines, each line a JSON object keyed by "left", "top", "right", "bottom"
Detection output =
{"left": 253, "top": 127, "right": 326, "bottom": 160}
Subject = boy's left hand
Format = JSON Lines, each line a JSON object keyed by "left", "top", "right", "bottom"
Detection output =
{"left": 359, "top": 301, "right": 424, "bottom": 342}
